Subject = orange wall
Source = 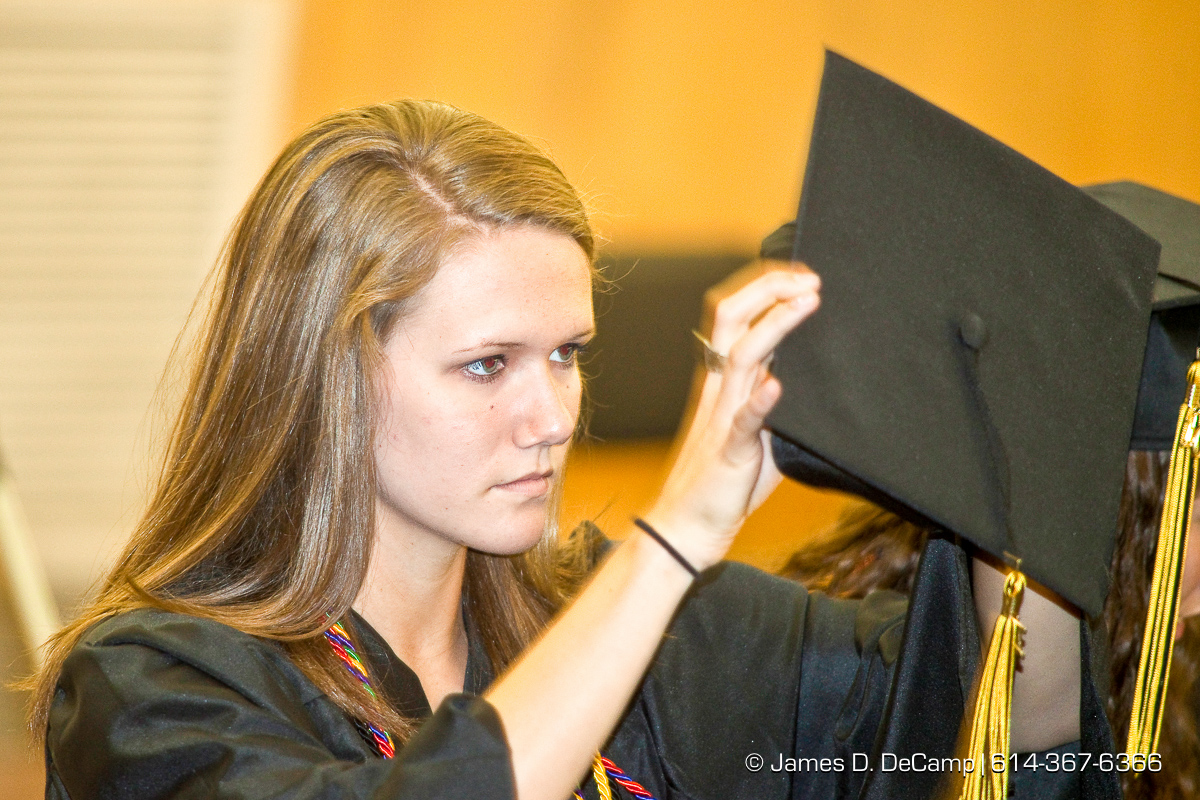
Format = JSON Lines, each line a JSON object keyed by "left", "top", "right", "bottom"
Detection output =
{"left": 284, "top": 1, "right": 1200, "bottom": 569}
{"left": 288, "top": 0, "right": 1200, "bottom": 251}
{"left": 559, "top": 440, "right": 851, "bottom": 572}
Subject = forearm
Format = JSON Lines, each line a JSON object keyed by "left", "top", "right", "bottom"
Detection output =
{"left": 972, "top": 558, "right": 1081, "bottom": 752}
{"left": 486, "top": 529, "right": 694, "bottom": 800}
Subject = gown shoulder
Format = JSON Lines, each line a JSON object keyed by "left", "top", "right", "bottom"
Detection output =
{"left": 47, "top": 608, "right": 514, "bottom": 800}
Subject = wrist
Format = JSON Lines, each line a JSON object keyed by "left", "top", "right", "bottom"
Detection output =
{"left": 637, "top": 507, "right": 727, "bottom": 573}
{"left": 633, "top": 517, "right": 700, "bottom": 579}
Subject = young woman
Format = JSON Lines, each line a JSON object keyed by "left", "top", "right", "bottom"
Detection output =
{"left": 32, "top": 99, "right": 1080, "bottom": 800}
{"left": 31, "top": 99, "right": 821, "bottom": 800}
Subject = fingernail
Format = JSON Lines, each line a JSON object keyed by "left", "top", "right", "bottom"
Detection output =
{"left": 789, "top": 293, "right": 816, "bottom": 309}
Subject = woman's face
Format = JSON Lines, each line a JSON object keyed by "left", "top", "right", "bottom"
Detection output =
{"left": 373, "top": 225, "right": 593, "bottom": 556}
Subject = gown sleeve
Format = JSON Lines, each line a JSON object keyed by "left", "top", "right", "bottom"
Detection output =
{"left": 595, "top": 538, "right": 1115, "bottom": 800}
{"left": 46, "top": 610, "right": 515, "bottom": 800}
{"left": 598, "top": 560, "right": 907, "bottom": 800}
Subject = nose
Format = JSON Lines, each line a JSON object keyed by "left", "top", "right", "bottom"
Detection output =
{"left": 513, "top": 366, "right": 578, "bottom": 449}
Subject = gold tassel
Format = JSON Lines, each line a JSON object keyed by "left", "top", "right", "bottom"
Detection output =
{"left": 959, "top": 568, "right": 1026, "bottom": 800}
{"left": 1127, "top": 360, "right": 1200, "bottom": 765}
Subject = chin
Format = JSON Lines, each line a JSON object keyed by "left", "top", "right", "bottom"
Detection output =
{"left": 464, "top": 511, "right": 551, "bottom": 556}
{"left": 470, "top": 534, "right": 547, "bottom": 557}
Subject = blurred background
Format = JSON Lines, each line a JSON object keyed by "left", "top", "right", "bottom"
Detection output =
{"left": 0, "top": 0, "right": 1198, "bottom": 794}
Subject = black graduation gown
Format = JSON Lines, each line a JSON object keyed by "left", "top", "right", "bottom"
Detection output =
{"left": 45, "top": 542, "right": 1114, "bottom": 800}
{"left": 847, "top": 538, "right": 1120, "bottom": 800}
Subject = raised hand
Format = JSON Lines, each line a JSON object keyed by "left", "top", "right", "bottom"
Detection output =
{"left": 645, "top": 260, "right": 820, "bottom": 572}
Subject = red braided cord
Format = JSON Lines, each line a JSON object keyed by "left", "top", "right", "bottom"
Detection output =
{"left": 600, "top": 756, "right": 656, "bottom": 799}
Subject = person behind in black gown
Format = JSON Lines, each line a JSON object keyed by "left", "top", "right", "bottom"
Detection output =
{"left": 780, "top": 178, "right": 1200, "bottom": 800}
{"left": 28, "top": 99, "right": 1084, "bottom": 800}
{"left": 781, "top": 465, "right": 1200, "bottom": 800}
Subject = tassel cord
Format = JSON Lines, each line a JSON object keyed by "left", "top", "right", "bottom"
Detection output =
{"left": 1127, "top": 388, "right": 1200, "bottom": 761}
{"left": 959, "top": 569, "right": 1026, "bottom": 800}
{"left": 592, "top": 754, "right": 614, "bottom": 800}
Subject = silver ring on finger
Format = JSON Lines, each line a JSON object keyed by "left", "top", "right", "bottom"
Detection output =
{"left": 692, "top": 329, "right": 729, "bottom": 374}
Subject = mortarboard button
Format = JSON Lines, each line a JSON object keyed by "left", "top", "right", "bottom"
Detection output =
{"left": 959, "top": 312, "right": 988, "bottom": 351}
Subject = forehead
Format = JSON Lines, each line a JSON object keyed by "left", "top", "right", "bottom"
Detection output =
{"left": 405, "top": 225, "right": 594, "bottom": 338}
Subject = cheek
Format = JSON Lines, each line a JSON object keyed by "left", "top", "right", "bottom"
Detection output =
{"left": 377, "top": 384, "right": 506, "bottom": 476}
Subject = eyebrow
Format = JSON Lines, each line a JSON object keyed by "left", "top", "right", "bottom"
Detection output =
{"left": 452, "top": 340, "right": 522, "bottom": 354}
{"left": 451, "top": 328, "right": 596, "bottom": 355}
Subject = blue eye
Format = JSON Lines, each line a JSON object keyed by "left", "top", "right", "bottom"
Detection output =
{"left": 550, "top": 343, "right": 585, "bottom": 364}
{"left": 465, "top": 356, "right": 505, "bottom": 378}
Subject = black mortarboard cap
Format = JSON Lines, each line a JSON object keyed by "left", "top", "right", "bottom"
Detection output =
{"left": 765, "top": 52, "right": 1160, "bottom": 619}
{"left": 1082, "top": 182, "right": 1200, "bottom": 451}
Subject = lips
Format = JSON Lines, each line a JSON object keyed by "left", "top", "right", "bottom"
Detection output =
{"left": 494, "top": 470, "right": 553, "bottom": 497}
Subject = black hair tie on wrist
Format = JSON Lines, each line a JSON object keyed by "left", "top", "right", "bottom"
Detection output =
{"left": 633, "top": 517, "right": 700, "bottom": 579}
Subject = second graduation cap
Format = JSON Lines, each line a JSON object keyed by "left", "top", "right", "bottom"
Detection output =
{"left": 765, "top": 52, "right": 1159, "bottom": 620}
{"left": 1085, "top": 181, "right": 1200, "bottom": 452}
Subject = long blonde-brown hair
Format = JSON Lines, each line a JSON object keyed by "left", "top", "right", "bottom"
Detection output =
{"left": 31, "top": 99, "right": 596, "bottom": 741}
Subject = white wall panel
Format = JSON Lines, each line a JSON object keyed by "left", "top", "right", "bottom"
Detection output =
{"left": 0, "top": 1, "right": 294, "bottom": 610}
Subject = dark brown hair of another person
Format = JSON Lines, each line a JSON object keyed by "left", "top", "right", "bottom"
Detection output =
{"left": 780, "top": 452, "right": 1200, "bottom": 797}
{"left": 777, "top": 500, "right": 928, "bottom": 598}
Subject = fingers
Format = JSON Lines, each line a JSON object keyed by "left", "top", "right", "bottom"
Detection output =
{"left": 726, "top": 291, "right": 818, "bottom": 376}
{"left": 724, "top": 371, "right": 782, "bottom": 463}
{"left": 648, "top": 262, "right": 819, "bottom": 563}
{"left": 702, "top": 273, "right": 818, "bottom": 428}
{"left": 703, "top": 259, "right": 818, "bottom": 315}
{"left": 685, "top": 261, "right": 820, "bottom": 440}
{"left": 704, "top": 262, "right": 820, "bottom": 353}
{"left": 705, "top": 272, "right": 815, "bottom": 492}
